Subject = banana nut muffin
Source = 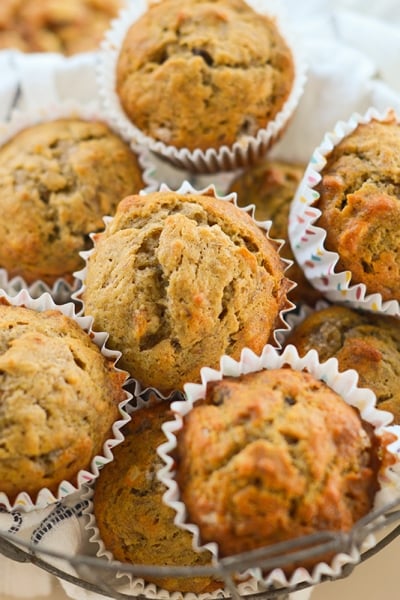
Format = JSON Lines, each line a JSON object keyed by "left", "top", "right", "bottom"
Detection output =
{"left": 313, "top": 114, "right": 400, "bottom": 302}
{"left": 93, "top": 401, "right": 221, "bottom": 593}
{"left": 0, "top": 0, "right": 124, "bottom": 55}
{"left": 284, "top": 304, "right": 400, "bottom": 424}
{"left": 116, "top": 0, "right": 295, "bottom": 152}
{"left": 0, "top": 303, "right": 126, "bottom": 503}
{"left": 81, "top": 189, "right": 292, "bottom": 393}
{"left": 173, "top": 368, "right": 381, "bottom": 563}
{"left": 0, "top": 118, "right": 145, "bottom": 286}
{"left": 229, "top": 159, "right": 322, "bottom": 306}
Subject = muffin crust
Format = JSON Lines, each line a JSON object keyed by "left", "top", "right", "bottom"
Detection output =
{"left": 0, "top": 118, "right": 145, "bottom": 285}
{"left": 116, "top": 0, "right": 294, "bottom": 151}
{"left": 0, "top": 303, "right": 126, "bottom": 502}
{"left": 314, "top": 116, "right": 400, "bottom": 301}
{"left": 175, "top": 368, "right": 379, "bottom": 558}
{"left": 82, "top": 189, "right": 291, "bottom": 393}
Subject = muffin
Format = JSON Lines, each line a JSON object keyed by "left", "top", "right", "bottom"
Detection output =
{"left": 0, "top": 117, "right": 146, "bottom": 286}
{"left": 289, "top": 109, "right": 400, "bottom": 310}
{"left": 284, "top": 304, "right": 400, "bottom": 424}
{"left": 0, "top": 0, "right": 124, "bottom": 55}
{"left": 100, "top": 0, "right": 305, "bottom": 172}
{"left": 93, "top": 400, "right": 221, "bottom": 593}
{"left": 0, "top": 301, "right": 127, "bottom": 504}
{"left": 80, "top": 187, "right": 292, "bottom": 393}
{"left": 229, "top": 159, "right": 322, "bottom": 306}
{"left": 314, "top": 115, "right": 400, "bottom": 302}
{"left": 173, "top": 367, "right": 381, "bottom": 562}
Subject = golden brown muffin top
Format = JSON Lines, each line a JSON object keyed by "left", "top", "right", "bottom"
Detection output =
{"left": 0, "top": 118, "right": 144, "bottom": 285}
{"left": 0, "top": 303, "right": 126, "bottom": 502}
{"left": 229, "top": 159, "right": 323, "bottom": 306}
{"left": 82, "top": 189, "right": 291, "bottom": 393}
{"left": 116, "top": 0, "right": 294, "bottom": 151}
{"left": 175, "top": 368, "right": 380, "bottom": 561}
{"left": 314, "top": 116, "right": 400, "bottom": 302}
{"left": 284, "top": 304, "right": 400, "bottom": 423}
{"left": 0, "top": 0, "right": 124, "bottom": 55}
{"left": 93, "top": 401, "right": 221, "bottom": 593}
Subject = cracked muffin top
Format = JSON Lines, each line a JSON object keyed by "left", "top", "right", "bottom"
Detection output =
{"left": 0, "top": 0, "right": 124, "bottom": 55}
{"left": 81, "top": 189, "right": 291, "bottom": 393}
{"left": 0, "top": 303, "right": 126, "bottom": 503}
{"left": 0, "top": 118, "right": 145, "bottom": 285}
{"left": 173, "top": 368, "right": 381, "bottom": 561}
{"left": 313, "top": 114, "right": 400, "bottom": 302}
{"left": 284, "top": 304, "right": 400, "bottom": 424}
{"left": 93, "top": 401, "right": 221, "bottom": 593}
{"left": 116, "top": 0, "right": 295, "bottom": 151}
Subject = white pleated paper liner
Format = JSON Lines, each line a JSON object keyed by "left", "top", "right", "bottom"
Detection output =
{"left": 0, "top": 98, "right": 158, "bottom": 302}
{"left": 72, "top": 179, "right": 297, "bottom": 373}
{"left": 156, "top": 343, "right": 400, "bottom": 591}
{"left": 97, "top": 0, "right": 307, "bottom": 174}
{"left": 288, "top": 106, "right": 400, "bottom": 318}
{"left": 82, "top": 395, "right": 261, "bottom": 599}
{"left": 0, "top": 288, "right": 134, "bottom": 512}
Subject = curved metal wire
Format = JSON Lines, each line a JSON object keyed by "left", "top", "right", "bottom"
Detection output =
{"left": 1, "top": 498, "right": 400, "bottom": 600}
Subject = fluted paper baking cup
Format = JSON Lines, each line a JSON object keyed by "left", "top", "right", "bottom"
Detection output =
{"left": 288, "top": 106, "right": 400, "bottom": 317}
{"left": 0, "top": 98, "right": 158, "bottom": 302}
{"left": 157, "top": 343, "right": 400, "bottom": 590}
{"left": 0, "top": 288, "right": 133, "bottom": 512}
{"left": 73, "top": 180, "right": 296, "bottom": 392}
{"left": 97, "top": 0, "right": 307, "bottom": 174}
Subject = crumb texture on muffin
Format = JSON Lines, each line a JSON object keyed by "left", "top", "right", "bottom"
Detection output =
{"left": 82, "top": 190, "right": 290, "bottom": 393}
{"left": 0, "top": 118, "right": 144, "bottom": 285}
{"left": 314, "top": 116, "right": 400, "bottom": 301}
{"left": 175, "top": 368, "right": 379, "bottom": 557}
{"left": 0, "top": 0, "right": 124, "bottom": 55}
{"left": 0, "top": 304, "right": 126, "bottom": 502}
{"left": 93, "top": 401, "right": 220, "bottom": 593}
{"left": 116, "top": 0, "right": 294, "bottom": 150}
{"left": 284, "top": 304, "right": 400, "bottom": 423}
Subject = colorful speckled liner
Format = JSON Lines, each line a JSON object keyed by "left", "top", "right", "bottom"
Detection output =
{"left": 288, "top": 106, "right": 400, "bottom": 318}
{"left": 157, "top": 344, "right": 400, "bottom": 590}
{"left": 0, "top": 98, "right": 158, "bottom": 303}
{"left": 0, "top": 288, "right": 134, "bottom": 512}
{"left": 97, "top": 0, "right": 307, "bottom": 174}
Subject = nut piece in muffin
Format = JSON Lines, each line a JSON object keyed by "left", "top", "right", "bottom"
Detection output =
{"left": 116, "top": 0, "right": 295, "bottom": 152}
{"left": 313, "top": 113, "right": 400, "bottom": 302}
{"left": 284, "top": 304, "right": 400, "bottom": 424}
{"left": 174, "top": 368, "right": 381, "bottom": 563}
{"left": 0, "top": 118, "right": 145, "bottom": 286}
{"left": 93, "top": 401, "right": 221, "bottom": 593}
{"left": 0, "top": 303, "right": 127, "bottom": 503}
{"left": 0, "top": 0, "right": 124, "bottom": 55}
{"left": 81, "top": 189, "right": 292, "bottom": 393}
{"left": 229, "top": 159, "right": 322, "bottom": 306}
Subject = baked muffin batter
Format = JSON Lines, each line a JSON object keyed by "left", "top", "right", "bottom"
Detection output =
{"left": 0, "top": 303, "right": 126, "bottom": 502}
{"left": 0, "top": 118, "right": 145, "bottom": 285}
{"left": 174, "top": 368, "right": 380, "bottom": 559}
{"left": 82, "top": 189, "right": 291, "bottom": 393}
{"left": 116, "top": 0, "right": 295, "bottom": 151}
{"left": 93, "top": 401, "right": 220, "bottom": 592}
{"left": 314, "top": 115, "right": 400, "bottom": 301}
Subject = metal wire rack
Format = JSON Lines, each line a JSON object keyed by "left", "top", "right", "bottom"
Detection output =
{"left": 1, "top": 497, "right": 400, "bottom": 600}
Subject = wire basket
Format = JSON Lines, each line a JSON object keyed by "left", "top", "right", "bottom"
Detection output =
{"left": 1, "top": 496, "right": 400, "bottom": 600}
